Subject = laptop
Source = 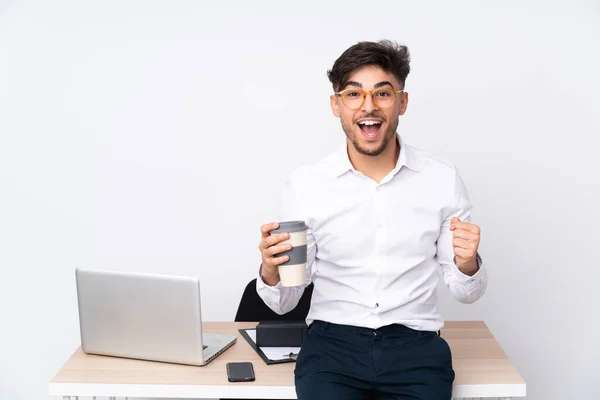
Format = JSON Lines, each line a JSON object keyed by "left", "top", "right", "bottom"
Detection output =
{"left": 75, "top": 268, "right": 237, "bottom": 366}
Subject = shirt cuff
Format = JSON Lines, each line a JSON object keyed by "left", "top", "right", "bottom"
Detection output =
{"left": 452, "top": 253, "right": 485, "bottom": 282}
{"left": 257, "top": 265, "right": 282, "bottom": 291}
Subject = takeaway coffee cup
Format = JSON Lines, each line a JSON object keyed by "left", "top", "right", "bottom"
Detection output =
{"left": 269, "top": 221, "right": 308, "bottom": 287}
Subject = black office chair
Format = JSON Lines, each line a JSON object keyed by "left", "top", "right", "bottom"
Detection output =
{"left": 234, "top": 278, "right": 313, "bottom": 322}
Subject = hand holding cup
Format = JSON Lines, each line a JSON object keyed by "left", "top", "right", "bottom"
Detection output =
{"left": 258, "top": 221, "right": 308, "bottom": 287}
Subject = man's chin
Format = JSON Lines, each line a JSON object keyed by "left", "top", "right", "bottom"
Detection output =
{"left": 352, "top": 131, "right": 394, "bottom": 157}
{"left": 353, "top": 141, "right": 386, "bottom": 157}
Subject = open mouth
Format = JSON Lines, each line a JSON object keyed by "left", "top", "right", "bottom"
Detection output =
{"left": 357, "top": 119, "right": 383, "bottom": 140}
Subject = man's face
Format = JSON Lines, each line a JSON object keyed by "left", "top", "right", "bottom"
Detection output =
{"left": 330, "top": 65, "right": 408, "bottom": 157}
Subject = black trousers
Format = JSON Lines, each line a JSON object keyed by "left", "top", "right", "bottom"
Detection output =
{"left": 294, "top": 320, "right": 455, "bottom": 400}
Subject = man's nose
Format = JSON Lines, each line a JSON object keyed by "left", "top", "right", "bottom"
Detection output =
{"left": 361, "top": 93, "right": 378, "bottom": 113}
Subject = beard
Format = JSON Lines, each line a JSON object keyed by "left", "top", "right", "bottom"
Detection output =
{"left": 341, "top": 114, "right": 399, "bottom": 157}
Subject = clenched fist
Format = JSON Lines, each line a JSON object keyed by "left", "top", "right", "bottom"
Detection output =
{"left": 449, "top": 217, "right": 481, "bottom": 275}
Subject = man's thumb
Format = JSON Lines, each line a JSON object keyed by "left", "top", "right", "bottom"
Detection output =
{"left": 450, "top": 217, "right": 461, "bottom": 230}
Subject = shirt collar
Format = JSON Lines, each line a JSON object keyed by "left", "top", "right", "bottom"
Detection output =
{"left": 330, "top": 133, "right": 423, "bottom": 178}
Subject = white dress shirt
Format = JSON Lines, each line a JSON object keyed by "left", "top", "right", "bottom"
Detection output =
{"left": 257, "top": 134, "right": 488, "bottom": 332}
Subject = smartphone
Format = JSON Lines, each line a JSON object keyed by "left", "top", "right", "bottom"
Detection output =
{"left": 226, "top": 362, "right": 255, "bottom": 382}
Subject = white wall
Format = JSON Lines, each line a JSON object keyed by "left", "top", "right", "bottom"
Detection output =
{"left": 1, "top": 1, "right": 598, "bottom": 399}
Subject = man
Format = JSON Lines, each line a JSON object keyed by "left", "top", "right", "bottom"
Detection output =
{"left": 256, "top": 40, "right": 488, "bottom": 400}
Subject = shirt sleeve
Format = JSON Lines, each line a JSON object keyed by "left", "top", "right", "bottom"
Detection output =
{"left": 256, "top": 170, "right": 317, "bottom": 315}
{"left": 435, "top": 166, "right": 488, "bottom": 304}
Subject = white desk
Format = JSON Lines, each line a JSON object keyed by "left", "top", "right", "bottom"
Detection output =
{"left": 50, "top": 321, "right": 526, "bottom": 399}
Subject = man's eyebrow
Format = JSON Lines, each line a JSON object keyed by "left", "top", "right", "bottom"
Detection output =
{"left": 374, "top": 81, "right": 395, "bottom": 89}
{"left": 341, "top": 81, "right": 362, "bottom": 89}
{"left": 341, "top": 81, "right": 396, "bottom": 90}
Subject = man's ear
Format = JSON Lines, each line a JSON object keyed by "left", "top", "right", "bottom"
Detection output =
{"left": 330, "top": 95, "right": 340, "bottom": 117}
{"left": 398, "top": 91, "right": 409, "bottom": 116}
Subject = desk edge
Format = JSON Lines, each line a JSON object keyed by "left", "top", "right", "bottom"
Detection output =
{"left": 49, "top": 382, "right": 526, "bottom": 398}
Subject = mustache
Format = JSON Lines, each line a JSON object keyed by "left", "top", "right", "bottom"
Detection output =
{"left": 354, "top": 113, "right": 386, "bottom": 123}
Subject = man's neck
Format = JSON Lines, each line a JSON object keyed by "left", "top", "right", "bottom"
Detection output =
{"left": 347, "top": 136, "right": 400, "bottom": 183}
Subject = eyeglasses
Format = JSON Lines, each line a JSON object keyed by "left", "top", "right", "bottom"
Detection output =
{"left": 334, "top": 87, "right": 403, "bottom": 110}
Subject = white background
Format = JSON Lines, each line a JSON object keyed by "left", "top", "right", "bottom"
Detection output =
{"left": 1, "top": 1, "right": 599, "bottom": 399}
